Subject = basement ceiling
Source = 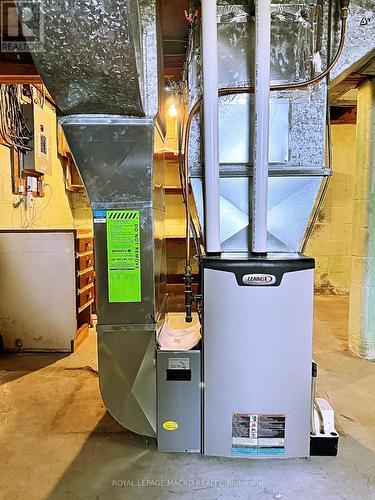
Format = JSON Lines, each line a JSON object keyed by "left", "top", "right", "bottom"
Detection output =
{"left": 161, "top": 0, "right": 191, "bottom": 79}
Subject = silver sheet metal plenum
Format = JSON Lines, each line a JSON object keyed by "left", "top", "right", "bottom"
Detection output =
{"left": 15, "top": 0, "right": 165, "bottom": 437}
{"left": 16, "top": 0, "right": 143, "bottom": 115}
{"left": 188, "top": 0, "right": 375, "bottom": 253}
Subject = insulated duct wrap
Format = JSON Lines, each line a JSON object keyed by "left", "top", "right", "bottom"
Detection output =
{"left": 15, "top": 0, "right": 161, "bottom": 116}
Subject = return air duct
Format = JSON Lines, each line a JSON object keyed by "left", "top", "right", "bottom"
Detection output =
{"left": 15, "top": 0, "right": 165, "bottom": 437}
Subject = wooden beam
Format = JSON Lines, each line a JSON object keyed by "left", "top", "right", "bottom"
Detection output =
{"left": 329, "top": 73, "right": 366, "bottom": 105}
{"left": 330, "top": 49, "right": 375, "bottom": 89}
{"left": 166, "top": 237, "right": 188, "bottom": 251}
{"left": 330, "top": 106, "right": 357, "bottom": 125}
{"left": 0, "top": 74, "right": 42, "bottom": 84}
{"left": 0, "top": 62, "right": 42, "bottom": 84}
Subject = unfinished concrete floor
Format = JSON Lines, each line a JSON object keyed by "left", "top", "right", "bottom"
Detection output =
{"left": 0, "top": 296, "right": 374, "bottom": 500}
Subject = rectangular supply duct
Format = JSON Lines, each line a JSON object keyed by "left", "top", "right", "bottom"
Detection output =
{"left": 16, "top": 0, "right": 166, "bottom": 437}
{"left": 59, "top": 119, "right": 165, "bottom": 437}
{"left": 60, "top": 116, "right": 166, "bottom": 328}
{"left": 15, "top": 0, "right": 145, "bottom": 116}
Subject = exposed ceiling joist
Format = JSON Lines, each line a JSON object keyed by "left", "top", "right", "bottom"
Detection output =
{"left": 0, "top": 62, "right": 41, "bottom": 84}
{"left": 330, "top": 49, "right": 375, "bottom": 106}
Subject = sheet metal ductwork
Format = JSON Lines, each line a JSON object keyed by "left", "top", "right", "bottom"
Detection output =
{"left": 188, "top": 0, "right": 374, "bottom": 253}
{"left": 65, "top": 115, "right": 165, "bottom": 438}
{"left": 15, "top": 0, "right": 162, "bottom": 117}
{"left": 15, "top": 0, "right": 165, "bottom": 437}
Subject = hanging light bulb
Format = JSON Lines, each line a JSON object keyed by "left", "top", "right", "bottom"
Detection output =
{"left": 168, "top": 102, "right": 177, "bottom": 118}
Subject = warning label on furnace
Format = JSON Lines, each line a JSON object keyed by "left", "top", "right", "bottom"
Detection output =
{"left": 106, "top": 210, "right": 141, "bottom": 303}
{"left": 232, "top": 414, "right": 285, "bottom": 456}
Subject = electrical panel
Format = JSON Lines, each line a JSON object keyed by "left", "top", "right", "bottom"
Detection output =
{"left": 21, "top": 99, "right": 52, "bottom": 176}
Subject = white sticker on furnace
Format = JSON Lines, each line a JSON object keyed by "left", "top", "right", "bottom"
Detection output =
{"left": 168, "top": 358, "right": 190, "bottom": 370}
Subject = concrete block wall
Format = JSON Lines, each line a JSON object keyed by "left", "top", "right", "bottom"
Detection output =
{"left": 306, "top": 124, "right": 357, "bottom": 294}
{"left": 348, "top": 79, "right": 375, "bottom": 360}
{"left": 0, "top": 103, "right": 92, "bottom": 231}
{"left": 70, "top": 191, "right": 92, "bottom": 229}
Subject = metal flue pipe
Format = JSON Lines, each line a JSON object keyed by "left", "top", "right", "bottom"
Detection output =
{"left": 201, "top": 0, "right": 221, "bottom": 254}
{"left": 252, "top": 0, "right": 271, "bottom": 254}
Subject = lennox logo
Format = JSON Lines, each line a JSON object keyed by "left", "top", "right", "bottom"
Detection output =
{"left": 242, "top": 273, "right": 276, "bottom": 286}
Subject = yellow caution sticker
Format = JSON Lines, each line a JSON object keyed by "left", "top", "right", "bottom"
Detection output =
{"left": 163, "top": 420, "right": 179, "bottom": 431}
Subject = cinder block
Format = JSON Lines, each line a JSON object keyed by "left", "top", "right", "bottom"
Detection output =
{"left": 356, "top": 141, "right": 371, "bottom": 172}
{"left": 330, "top": 206, "right": 353, "bottom": 223}
{"left": 353, "top": 169, "right": 371, "bottom": 200}
{"left": 328, "top": 255, "right": 351, "bottom": 275}
{"left": 314, "top": 255, "right": 329, "bottom": 272}
{"left": 328, "top": 272, "right": 350, "bottom": 293}
{"left": 351, "top": 228, "right": 369, "bottom": 258}
{"left": 328, "top": 223, "right": 353, "bottom": 240}
{"left": 348, "top": 282, "right": 368, "bottom": 333}
{"left": 331, "top": 189, "right": 356, "bottom": 206}
{"left": 315, "top": 240, "right": 348, "bottom": 256}
{"left": 352, "top": 198, "right": 369, "bottom": 230}
{"left": 329, "top": 174, "right": 346, "bottom": 191}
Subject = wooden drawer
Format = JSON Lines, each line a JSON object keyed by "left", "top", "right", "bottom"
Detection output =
{"left": 76, "top": 237, "right": 93, "bottom": 253}
{"left": 78, "top": 252, "right": 94, "bottom": 271}
{"left": 78, "top": 270, "right": 95, "bottom": 289}
{"left": 78, "top": 283, "right": 95, "bottom": 308}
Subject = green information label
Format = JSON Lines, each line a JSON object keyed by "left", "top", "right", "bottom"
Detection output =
{"left": 106, "top": 210, "right": 141, "bottom": 303}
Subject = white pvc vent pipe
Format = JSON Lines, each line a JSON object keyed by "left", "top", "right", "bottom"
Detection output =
{"left": 201, "top": 0, "right": 221, "bottom": 254}
{"left": 252, "top": 0, "right": 271, "bottom": 254}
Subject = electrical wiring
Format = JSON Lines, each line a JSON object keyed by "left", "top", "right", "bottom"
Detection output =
{"left": 32, "top": 84, "right": 45, "bottom": 109}
{"left": 28, "top": 183, "right": 53, "bottom": 228}
{"left": 0, "top": 84, "right": 33, "bottom": 152}
{"left": 14, "top": 183, "right": 52, "bottom": 229}
{"left": 23, "top": 198, "right": 36, "bottom": 229}
{"left": 0, "top": 84, "right": 48, "bottom": 228}
{"left": 11, "top": 195, "right": 24, "bottom": 228}
{"left": 22, "top": 205, "right": 31, "bottom": 229}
